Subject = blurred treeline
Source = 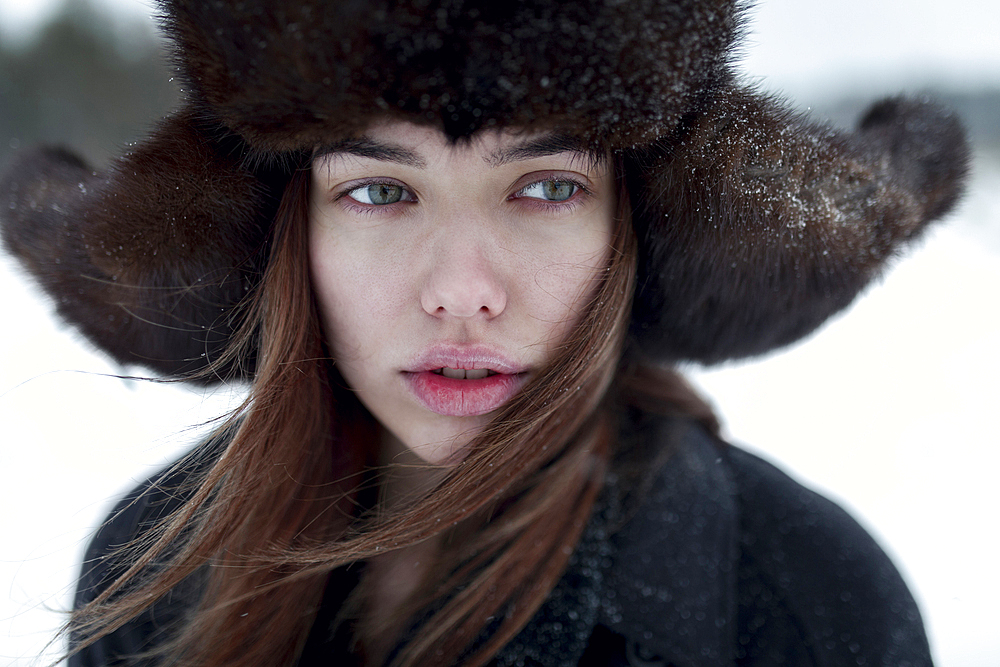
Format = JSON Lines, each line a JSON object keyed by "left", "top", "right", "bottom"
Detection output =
{"left": 0, "top": 0, "right": 177, "bottom": 170}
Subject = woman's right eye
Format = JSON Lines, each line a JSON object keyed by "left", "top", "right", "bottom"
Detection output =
{"left": 345, "top": 183, "right": 412, "bottom": 205}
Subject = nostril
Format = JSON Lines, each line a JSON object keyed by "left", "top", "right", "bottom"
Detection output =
{"left": 419, "top": 243, "right": 508, "bottom": 319}
{"left": 421, "top": 278, "right": 507, "bottom": 319}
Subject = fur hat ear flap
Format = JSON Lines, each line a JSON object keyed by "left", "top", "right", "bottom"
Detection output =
{"left": 629, "top": 86, "right": 969, "bottom": 364}
{"left": 1, "top": 107, "right": 276, "bottom": 380}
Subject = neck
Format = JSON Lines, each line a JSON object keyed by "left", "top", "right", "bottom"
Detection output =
{"left": 359, "top": 429, "right": 449, "bottom": 660}
{"left": 377, "top": 429, "right": 449, "bottom": 510}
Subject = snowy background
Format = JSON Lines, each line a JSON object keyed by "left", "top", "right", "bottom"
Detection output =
{"left": 1, "top": 0, "right": 998, "bottom": 665}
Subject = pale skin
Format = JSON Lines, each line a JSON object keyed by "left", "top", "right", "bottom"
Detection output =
{"left": 307, "top": 119, "right": 616, "bottom": 628}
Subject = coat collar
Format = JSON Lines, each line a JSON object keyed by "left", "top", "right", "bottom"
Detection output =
{"left": 495, "top": 419, "right": 739, "bottom": 666}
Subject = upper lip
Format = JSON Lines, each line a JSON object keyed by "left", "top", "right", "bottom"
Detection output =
{"left": 405, "top": 344, "right": 527, "bottom": 375}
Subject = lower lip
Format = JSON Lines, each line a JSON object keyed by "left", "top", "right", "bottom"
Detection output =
{"left": 404, "top": 371, "right": 524, "bottom": 417}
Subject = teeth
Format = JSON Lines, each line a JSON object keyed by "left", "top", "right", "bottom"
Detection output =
{"left": 437, "top": 368, "right": 494, "bottom": 379}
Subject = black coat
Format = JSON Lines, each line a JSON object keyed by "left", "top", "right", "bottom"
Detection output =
{"left": 70, "top": 417, "right": 932, "bottom": 666}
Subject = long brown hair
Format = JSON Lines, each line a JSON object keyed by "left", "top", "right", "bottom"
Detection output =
{"left": 69, "top": 151, "right": 645, "bottom": 665}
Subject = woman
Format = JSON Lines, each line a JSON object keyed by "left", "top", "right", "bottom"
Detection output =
{"left": 0, "top": 0, "right": 968, "bottom": 665}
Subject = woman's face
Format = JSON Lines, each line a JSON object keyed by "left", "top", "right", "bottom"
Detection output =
{"left": 309, "top": 120, "right": 615, "bottom": 464}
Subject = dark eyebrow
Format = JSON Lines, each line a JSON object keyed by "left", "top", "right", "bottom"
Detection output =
{"left": 313, "top": 137, "right": 427, "bottom": 168}
{"left": 484, "top": 135, "right": 603, "bottom": 169}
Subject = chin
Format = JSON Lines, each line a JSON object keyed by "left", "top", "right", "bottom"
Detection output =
{"left": 403, "top": 417, "right": 488, "bottom": 466}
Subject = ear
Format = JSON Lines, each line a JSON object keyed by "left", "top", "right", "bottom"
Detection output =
{"left": 629, "top": 86, "right": 969, "bottom": 364}
{"left": 1, "top": 107, "right": 278, "bottom": 380}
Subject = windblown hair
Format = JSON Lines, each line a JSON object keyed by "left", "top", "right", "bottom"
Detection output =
{"left": 67, "top": 154, "right": 654, "bottom": 666}
{"left": 0, "top": 1, "right": 965, "bottom": 662}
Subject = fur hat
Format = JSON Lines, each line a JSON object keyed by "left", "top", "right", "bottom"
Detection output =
{"left": 0, "top": 0, "right": 968, "bottom": 381}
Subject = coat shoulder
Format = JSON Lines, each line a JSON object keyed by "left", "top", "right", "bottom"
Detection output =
{"left": 599, "top": 419, "right": 933, "bottom": 666}
{"left": 721, "top": 442, "right": 933, "bottom": 665}
{"left": 69, "top": 439, "right": 221, "bottom": 666}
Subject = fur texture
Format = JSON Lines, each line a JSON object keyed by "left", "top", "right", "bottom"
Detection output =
{"left": 0, "top": 0, "right": 969, "bottom": 380}
{"left": 1, "top": 111, "right": 272, "bottom": 378}
{"left": 629, "top": 90, "right": 968, "bottom": 362}
{"left": 163, "top": 0, "right": 741, "bottom": 150}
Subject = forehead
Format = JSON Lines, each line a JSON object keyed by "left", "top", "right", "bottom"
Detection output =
{"left": 313, "top": 119, "right": 607, "bottom": 171}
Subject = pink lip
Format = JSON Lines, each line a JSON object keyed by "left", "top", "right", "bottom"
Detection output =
{"left": 403, "top": 345, "right": 528, "bottom": 417}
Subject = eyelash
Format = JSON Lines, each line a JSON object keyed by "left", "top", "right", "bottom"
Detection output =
{"left": 510, "top": 177, "right": 591, "bottom": 213}
{"left": 334, "top": 178, "right": 414, "bottom": 216}
{"left": 333, "top": 175, "right": 592, "bottom": 217}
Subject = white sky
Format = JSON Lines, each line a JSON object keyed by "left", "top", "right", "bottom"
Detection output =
{"left": 741, "top": 0, "right": 1000, "bottom": 98}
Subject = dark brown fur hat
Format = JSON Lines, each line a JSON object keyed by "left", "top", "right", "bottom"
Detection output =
{"left": 0, "top": 0, "right": 969, "bottom": 381}
{"left": 163, "top": 0, "right": 740, "bottom": 150}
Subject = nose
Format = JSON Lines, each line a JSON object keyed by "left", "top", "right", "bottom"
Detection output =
{"left": 420, "top": 234, "right": 507, "bottom": 320}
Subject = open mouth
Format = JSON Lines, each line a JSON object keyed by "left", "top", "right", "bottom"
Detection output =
{"left": 407, "top": 368, "right": 521, "bottom": 416}
{"left": 432, "top": 368, "right": 498, "bottom": 380}
{"left": 406, "top": 351, "right": 525, "bottom": 416}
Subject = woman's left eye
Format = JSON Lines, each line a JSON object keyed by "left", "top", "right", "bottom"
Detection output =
{"left": 516, "top": 180, "right": 579, "bottom": 202}
{"left": 345, "top": 183, "right": 412, "bottom": 205}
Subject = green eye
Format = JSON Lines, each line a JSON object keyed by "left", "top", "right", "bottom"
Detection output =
{"left": 542, "top": 180, "right": 575, "bottom": 201}
{"left": 519, "top": 180, "right": 579, "bottom": 202}
{"left": 350, "top": 183, "right": 407, "bottom": 205}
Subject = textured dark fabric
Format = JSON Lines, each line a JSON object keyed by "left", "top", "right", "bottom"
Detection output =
{"left": 69, "top": 418, "right": 932, "bottom": 666}
{"left": 69, "top": 442, "right": 217, "bottom": 666}
{"left": 0, "top": 1, "right": 969, "bottom": 378}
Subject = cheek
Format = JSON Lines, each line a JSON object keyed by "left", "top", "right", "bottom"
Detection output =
{"left": 519, "top": 242, "right": 610, "bottom": 349}
{"left": 308, "top": 229, "right": 404, "bottom": 362}
{"left": 531, "top": 245, "right": 608, "bottom": 298}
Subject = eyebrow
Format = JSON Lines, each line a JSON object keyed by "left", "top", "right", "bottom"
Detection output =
{"left": 314, "top": 133, "right": 603, "bottom": 170}
{"left": 484, "top": 134, "right": 601, "bottom": 169}
{"left": 314, "top": 138, "right": 427, "bottom": 168}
